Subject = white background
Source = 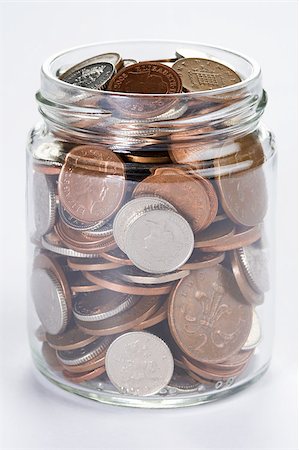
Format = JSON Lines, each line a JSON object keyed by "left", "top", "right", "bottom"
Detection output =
{"left": 0, "top": 2, "right": 298, "bottom": 449}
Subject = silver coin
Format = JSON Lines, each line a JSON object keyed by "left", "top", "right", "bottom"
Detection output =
{"left": 125, "top": 208, "right": 194, "bottom": 274}
{"left": 82, "top": 221, "right": 113, "bottom": 238}
{"left": 31, "top": 268, "right": 68, "bottom": 335}
{"left": 105, "top": 331, "right": 174, "bottom": 396}
{"left": 56, "top": 336, "right": 113, "bottom": 366}
{"left": 122, "top": 59, "right": 137, "bottom": 67}
{"left": 73, "top": 292, "right": 138, "bottom": 322}
{"left": 42, "top": 235, "right": 101, "bottom": 259}
{"left": 32, "top": 142, "right": 67, "bottom": 164}
{"left": 113, "top": 196, "right": 176, "bottom": 252}
{"left": 242, "top": 310, "right": 261, "bottom": 350}
{"left": 58, "top": 204, "right": 105, "bottom": 232}
{"left": 62, "top": 62, "right": 115, "bottom": 89}
{"left": 118, "top": 267, "right": 190, "bottom": 285}
{"left": 168, "top": 368, "right": 201, "bottom": 392}
{"left": 237, "top": 242, "right": 270, "bottom": 293}
{"left": 33, "top": 172, "right": 56, "bottom": 237}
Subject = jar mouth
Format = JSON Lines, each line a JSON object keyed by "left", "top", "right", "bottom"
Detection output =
{"left": 41, "top": 39, "right": 261, "bottom": 100}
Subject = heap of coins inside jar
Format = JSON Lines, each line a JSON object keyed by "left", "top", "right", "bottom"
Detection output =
{"left": 31, "top": 47, "right": 269, "bottom": 396}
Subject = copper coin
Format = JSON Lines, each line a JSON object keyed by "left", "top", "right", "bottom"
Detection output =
{"left": 83, "top": 271, "right": 173, "bottom": 296}
{"left": 124, "top": 153, "right": 171, "bottom": 164}
{"left": 76, "top": 296, "right": 160, "bottom": 336}
{"left": 172, "top": 58, "right": 241, "bottom": 92}
{"left": 46, "top": 325, "right": 98, "bottom": 351}
{"left": 180, "top": 250, "right": 225, "bottom": 270}
{"left": 63, "top": 365, "right": 106, "bottom": 383}
{"left": 168, "top": 265, "right": 253, "bottom": 364}
{"left": 67, "top": 257, "right": 122, "bottom": 271}
{"left": 230, "top": 250, "right": 264, "bottom": 305}
{"left": 41, "top": 343, "right": 62, "bottom": 371}
{"left": 42, "top": 231, "right": 104, "bottom": 259}
{"left": 194, "top": 220, "right": 235, "bottom": 248}
{"left": 60, "top": 351, "right": 107, "bottom": 373}
{"left": 58, "top": 145, "right": 125, "bottom": 223}
{"left": 99, "top": 248, "right": 133, "bottom": 266}
{"left": 133, "top": 298, "right": 168, "bottom": 330}
{"left": 67, "top": 272, "right": 104, "bottom": 294}
{"left": 108, "top": 61, "right": 182, "bottom": 94}
{"left": 182, "top": 356, "right": 247, "bottom": 381}
{"left": 34, "top": 163, "right": 61, "bottom": 175}
{"left": 216, "top": 164, "right": 267, "bottom": 227}
{"left": 185, "top": 370, "right": 214, "bottom": 386}
{"left": 201, "top": 225, "right": 261, "bottom": 252}
{"left": 133, "top": 167, "right": 214, "bottom": 232}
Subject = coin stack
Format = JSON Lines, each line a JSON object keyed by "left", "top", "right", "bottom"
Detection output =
{"left": 30, "top": 48, "right": 269, "bottom": 397}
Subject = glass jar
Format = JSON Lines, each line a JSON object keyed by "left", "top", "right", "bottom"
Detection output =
{"left": 27, "top": 41, "right": 276, "bottom": 408}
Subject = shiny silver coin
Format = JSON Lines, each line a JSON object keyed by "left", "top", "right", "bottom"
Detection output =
{"left": 73, "top": 291, "right": 138, "bottom": 322}
{"left": 32, "top": 142, "right": 67, "bottom": 164}
{"left": 31, "top": 268, "right": 68, "bottom": 335}
{"left": 61, "top": 62, "right": 115, "bottom": 89}
{"left": 242, "top": 310, "right": 261, "bottom": 350}
{"left": 105, "top": 331, "right": 174, "bottom": 396}
{"left": 33, "top": 172, "right": 56, "bottom": 237}
{"left": 168, "top": 368, "right": 201, "bottom": 392}
{"left": 82, "top": 221, "right": 113, "bottom": 238}
{"left": 58, "top": 204, "right": 105, "bottom": 232}
{"left": 56, "top": 336, "right": 113, "bottom": 366}
{"left": 113, "top": 196, "right": 176, "bottom": 252}
{"left": 122, "top": 59, "right": 138, "bottom": 67}
{"left": 118, "top": 103, "right": 187, "bottom": 124}
{"left": 118, "top": 267, "right": 190, "bottom": 285}
{"left": 42, "top": 235, "right": 101, "bottom": 259}
{"left": 125, "top": 208, "right": 194, "bottom": 274}
{"left": 237, "top": 242, "right": 270, "bottom": 293}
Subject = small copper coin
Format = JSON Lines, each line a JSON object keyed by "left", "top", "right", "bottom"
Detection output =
{"left": 63, "top": 366, "right": 106, "bottom": 383}
{"left": 67, "top": 257, "right": 122, "bottom": 271}
{"left": 168, "top": 265, "right": 253, "bottom": 364}
{"left": 60, "top": 352, "right": 106, "bottom": 373}
{"left": 99, "top": 248, "right": 133, "bottom": 266}
{"left": 76, "top": 296, "right": 160, "bottom": 336}
{"left": 83, "top": 271, "right": 173, "bottom": 296}
{"left": 180, "top": 250, "right": 225, "bottom": 270}
{"left": 201, "top": 225, "right": 261, "bottom": 252}
{"left": 133, "top": 167, "right": 215, "bottom": 232}
{"left": 172, "top": 58, "right": 241, "bottom": 92}
{"left": 230, "top": 250, "right": 264, "bottom": 305}
{"left": 108, "top": 62, "right": 182, "bottom": 94}
{"left": 46, "top": 325, "right": 98, "bottom": 351}
{"left": 58, "top": 145, "right": 125, "bottom": 223}
{"left": 181, "top": 354, "right": 248, "bottom": 380}
{"left": 194, "top": 220, "right": 235, "bottom": 248}
{"left": 68, "top": 272, "right": 104, "bottom": 294}
{"left": 216, "top": 164, "right": 268, "bottom": 227}
{"left": 33, "top": 163, "right": 61, "bottom": 175}
{"left": 133, "top": 298, "right": 168, "bottom": 330}
{"left": 42, "top": 343, "right": 62, "bottom": 371}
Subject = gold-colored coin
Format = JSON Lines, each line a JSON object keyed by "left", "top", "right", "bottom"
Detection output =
{"left": 172, "top": 58, "right": 241, "bottom": 92}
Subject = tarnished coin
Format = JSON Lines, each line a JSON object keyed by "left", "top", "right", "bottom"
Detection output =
{"left": 76, "top": 296, "right": 160, "bottom": 336}
{"left": 113, "top": 196, "right": 176, "bottom": 252}
{"left": 133, "top": 299, "right": 168, "bottom": 331}
{"left": 57, "top": 336, "right": 113, "bottom": 366}
{"left": 60, "top": 53, "right": 122, "bottom": 77}
{"left": 46, "top": 325, "right": 98, "bottom": 351}
{"left": 237, "top": 241, "right": 270, "bottom": 293}
{"left": 125, "top": 208, "right": 194, "bottom": 274}
{"left": 108, "top": 62, "right": 182, "bottom": 94}
{"left": 172, "top": 58, "right": 241, "bottom": 91}
{"left": 31, "top": 268, "right": 70, "bottom": 335}
{"left": 58, "top": 145, "right": 125, "bottom": 223}
{"left": 105, "top": 331, "right": 174, "bottom": 396}
{"left": 194, "top": 220, "right": 235, "bottom": 249}
{"left": 73, "top": 290, "right": 138, "bottom": 322}
{"left": 61, "top": 62, "right": 115, "bottom": 89}
{"left": 180, "top": 250, "right": 225, "bottom": 271}
{"left": 68, "top": 272, "right": 104, "bottom": 294}
{"left": 133, "top": 167, "right": 217, "bottom": 232}
{"left": 242, "top": 310, "right": 261, "bottom": 350}
{"left": 118, "top": 267, "right": 190, "bottom": 285}
{"left": 168, "top": 265, "right": 253, "bottom": 364}
{"left": 168, "top": 367, "right": 201, "bottom": 392}
{"left": 33, "top": 172, "right": 56, "bottom": 237}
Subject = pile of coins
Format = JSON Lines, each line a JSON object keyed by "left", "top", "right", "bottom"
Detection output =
{"left": 30, "top": 48, "right": 269, "bottom": 397}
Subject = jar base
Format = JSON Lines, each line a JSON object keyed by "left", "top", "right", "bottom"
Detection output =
{"left": 32, "top": 351, "right": 271, "bottom": 409}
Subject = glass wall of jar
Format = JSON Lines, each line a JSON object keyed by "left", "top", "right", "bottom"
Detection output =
{"left": 27, "top": 41, "right": 276, "bottom": 408}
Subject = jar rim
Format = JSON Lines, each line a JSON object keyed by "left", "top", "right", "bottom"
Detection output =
{"left": 41, "top": 39, "right": 261, "bottom": 99}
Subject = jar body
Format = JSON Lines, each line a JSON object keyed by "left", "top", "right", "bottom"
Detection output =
{"left": 27, "top": 42, "right": 276, "bottom": 408}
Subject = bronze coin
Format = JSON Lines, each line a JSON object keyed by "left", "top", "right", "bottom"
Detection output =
{"left": 124, "top": 153, "right": 171, "bottom": 164}
{"left": 194, "top": 220, "right": 235, "bottom": 248}
{"left": 168, "top": 265, "right": 253, "bottom": 364}
{"left": 76, "top": 296, "right": 160, "bottom": 336}
{"left": 133, "top": 167, "right": 215, "bottom": 232}
{"left": 99, "top": 248, "right": 133, "bottom": 266}
{"left": 34, "top": 163, "right": 61, "bottom": 176}
{"left": 46, "top": 325, "right": 98, "bottom": 351}
{"left": 133, "top": 298, "right": 168, "bottom": 330}
{"left": 216, "top": 164, "right": 268, "bottom": 227}
{"left": 108, "top": 61, "right": 182, "bottom": 94}
{"left": 172, "top": 58, "right": 241, "bottom": 92}
{"left": 83, "top": 271, "right": 173, "bottom": 296}
{"left": 230, "top": 250, "right": 264, "bottom": 305}
{"left": 201, "top": 225, "right": 261, "bottom": 252}
{"left": 206, "top": 349, "right": 254, "bottom": 370}
{"left": 68, "top": 272, "right": 104, "bottom": 294}
{"left": 63, "top": 365, "right": 106, "bottom": 383}
{"left": 185, "top": 369, "right": 214, "bottom": 386}
{"left": 41, "top": 343, "right": 62, "bottom": 371}
{"left": 67, "top": 257, "right": 122, "bottom": 271}
{"left": 58, "top": 145, "right": 125, "bottom": 223}
{"left": 180, "top": 250, "right": 225, "bottom": 270}
{"left": 181, "top": 354, "right": 247, "bottom": 381}
{"left": 60, "top": 352, "right": 106, "bottom": 373}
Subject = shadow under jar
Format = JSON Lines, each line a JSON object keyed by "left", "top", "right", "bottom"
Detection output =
{"left": 27, "top": 41, "right": 276, "bottom": 408}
